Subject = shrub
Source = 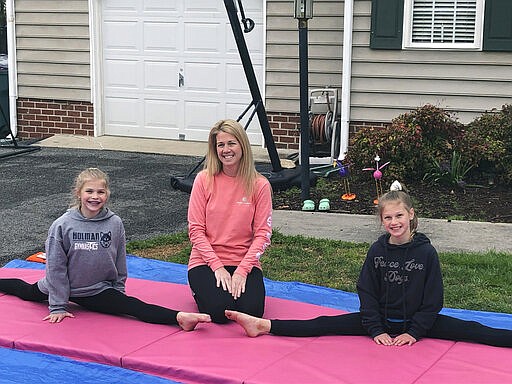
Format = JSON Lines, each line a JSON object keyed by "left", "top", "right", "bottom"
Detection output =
{"left": 347, "top": 122, "right": 423, "bottom": 180}
{"left": 348, "top": 105, "right": 463, "bottom": 181}
{"left": 462, "top": 104, "right": 512, "bottom": 182}
{"left": 392, "top": 104, "right": 464, "bottom": 161}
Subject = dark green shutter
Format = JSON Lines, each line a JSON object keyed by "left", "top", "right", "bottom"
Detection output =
{"left": 483, "top": 0, "right": 512, "bottom": 51}
{"left": 370, "top": 0, "right": 404, "bottom": 50}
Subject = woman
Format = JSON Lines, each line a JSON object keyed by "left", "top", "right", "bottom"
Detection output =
{"left": 187, "top": 119, "right": 273, "bottom": 323}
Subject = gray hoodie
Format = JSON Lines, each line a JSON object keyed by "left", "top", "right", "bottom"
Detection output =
{"left": 37, "top": 207, "right": 127, "bottom": 313}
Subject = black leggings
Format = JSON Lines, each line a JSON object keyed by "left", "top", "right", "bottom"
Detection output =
{"left": 188, "top": 265, "right": 265, "bottom": 324}
{"left": 0, "top": 278, "right": 179, "bottom": 325}
{"left": 270, "top": 312, "right": 512, "bottom": 348}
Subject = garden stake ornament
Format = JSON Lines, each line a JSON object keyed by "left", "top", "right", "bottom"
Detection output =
{"left": 334, "top": 159, "right": 356, "bottom": 201}
{"left": 363, "top": 155, "right": 390, "bottom": 205}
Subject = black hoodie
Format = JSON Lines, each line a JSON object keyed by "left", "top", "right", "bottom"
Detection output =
{"left": 357, "top": 232, "right": 443, "bottom": 340}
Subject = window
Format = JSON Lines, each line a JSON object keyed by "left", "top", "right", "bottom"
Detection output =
{"left": 370, "top": 0, "right": 512, "bottom": 51}
{"left": 404, "top": 0, "right": 483, "bottom": 49}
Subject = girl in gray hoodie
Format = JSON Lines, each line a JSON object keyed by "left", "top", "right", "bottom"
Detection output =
{"left": 0, "top": 168, "right": 210, "bottom": 331}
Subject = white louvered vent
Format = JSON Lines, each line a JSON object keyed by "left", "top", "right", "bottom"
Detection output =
{"left": 411, "top": 0, "right": 477, "bottom": 43}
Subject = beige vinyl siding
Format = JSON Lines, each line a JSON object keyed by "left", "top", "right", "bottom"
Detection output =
{"left": 15, "top": 0, "right": 91, "bottom": 101}
{"left": 265, "top": 0, "right": 343, "bottom": 114}
{"left": 266, "top": 0, "right": 512, "bottom": 124}
{"left": 351, "top": 1, "right": 512, "bottom": 124}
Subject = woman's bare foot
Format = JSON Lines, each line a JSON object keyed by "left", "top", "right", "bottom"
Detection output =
{"left": 225, "top": 310, "right": 271, "bottom": 337}
{"left": 176, "top": 312, "right": 211, "bottom": 331}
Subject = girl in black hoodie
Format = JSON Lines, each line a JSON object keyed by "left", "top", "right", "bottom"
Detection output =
{"left": 226, "top": 190, "right": 512, "bottom": 347}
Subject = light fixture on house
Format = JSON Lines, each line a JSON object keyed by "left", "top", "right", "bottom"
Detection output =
{"left": 294, "top": 0, "right": 313, "bottom": 20}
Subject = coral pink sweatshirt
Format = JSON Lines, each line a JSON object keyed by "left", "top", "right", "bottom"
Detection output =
{"left": 187, "top": 170, "right": 272, "bottom": 277}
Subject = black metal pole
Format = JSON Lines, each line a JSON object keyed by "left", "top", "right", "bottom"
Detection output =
{"left": 224, "top": 0, "right": 283, "bottom": 173}
{"left": 298, "top": 19, "right": 310, "bottom": 201}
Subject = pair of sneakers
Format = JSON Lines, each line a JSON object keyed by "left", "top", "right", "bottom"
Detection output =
{"left": 302, "top": 198, "right": 330, "bottom": 211}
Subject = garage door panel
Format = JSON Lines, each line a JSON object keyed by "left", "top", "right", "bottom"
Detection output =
{"left": 103, "top": 1, "right": 138, "bottom": 13}
{"left": 184, "top": 62, "right": 222, "bottom": 91}
{"left": 144, "top": 61, "right": 180, "bottom": 91}
{"left": 105, "top": 59, "right": 141, "bottom": 91}
{"left": 184, "top": 101, "right": 222, "bottom": 141}
{"left": 184, "top": 101, "right": 221, "bottom": 114}
{"left": 103, "top": 21, "right": 141, "bottom": 51}
{"left": 145, "top": 99, "right": 180, "bottom": 129}
{"left": 105, "top": 97, "right": 141, "bottom": 127}
{"left": 144, "top": 0, "right": 179, "bottom": 13}
{"left": 184, "top": 23, "right": 224, "bottom": 53}
{"left": 226, "top": 24, "right": 264, "bottom": 58}
{"left": 143, "top": 22, "right": 180, "bottom": 52}
{"left": 226, "top": 63, "right": 254, "bottom": 94}
{"left": 184, "top": 1, "right": 224, "bottom": 14}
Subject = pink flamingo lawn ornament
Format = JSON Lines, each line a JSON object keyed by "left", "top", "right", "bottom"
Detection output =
{"left": 363, "top": 155, "right": 390, "bottom": 205}
{"left": 334, "top": 159, "right": 356, "bottom": 201}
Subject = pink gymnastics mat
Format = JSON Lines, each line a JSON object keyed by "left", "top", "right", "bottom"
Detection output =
{"left": 1, "top": 268, "right": 511, "bottom": 384}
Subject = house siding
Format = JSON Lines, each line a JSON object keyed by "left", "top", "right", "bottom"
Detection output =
{"left": 15, "top": 0, "right": 92, "bottom": 138}
{"left": 15, "top": 0, "right": 91, "bottom": 101}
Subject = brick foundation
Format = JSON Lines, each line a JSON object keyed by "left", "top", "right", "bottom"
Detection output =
{"left": 16, "top": 98, "right": 94, "bottom": 139}
{"left": 267, "top": 111, "right": 301, "bottom": 150}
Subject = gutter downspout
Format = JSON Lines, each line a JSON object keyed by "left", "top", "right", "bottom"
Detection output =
{"left": 6, "top": 0, "right": 17, "bottom": 136}
{"left": 339, "top": 0, "right": 354, "bottom": 160}
{"left": 89, "top": 0, "right": 102, "bottom": 137}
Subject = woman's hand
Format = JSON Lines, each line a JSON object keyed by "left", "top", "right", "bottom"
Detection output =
{"left": 43, "top": 311, "right": 74, "bottom": 323}
{"left": 214, "top": 267, "right": 232, "bottom": 293}
{"left": 231, "top": 273, "right": 247, "bottom": 300}
{"left": 392, "top": 333, "right": 417, "bottom": 346}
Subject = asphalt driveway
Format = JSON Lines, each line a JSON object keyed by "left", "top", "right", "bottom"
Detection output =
{"left": 0, "top": 146, "right": 201, "bottom": 266}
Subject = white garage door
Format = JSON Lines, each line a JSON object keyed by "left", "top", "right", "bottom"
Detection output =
{"left": 101, "top": 0, "right": 264, "bottom": 144}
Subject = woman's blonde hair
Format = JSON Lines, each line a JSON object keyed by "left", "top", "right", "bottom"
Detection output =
{"left": 70, "top": 168, "right": 111, "bottom": 208}
{"left": 377, "top": 190, "right": 418, "bottom": 233}
{"left": 204, "top": 119, "right": 258, "bottom": 195}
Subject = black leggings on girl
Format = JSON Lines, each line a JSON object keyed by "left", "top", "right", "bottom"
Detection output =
{"left": 0, "top": 278, "right": 179, "bottom": 325}
{"left": 188, "top": 265, "right": 265, "bottom": 324}
{"left": 270, "top": 312, "right": 512, "bottom": 348}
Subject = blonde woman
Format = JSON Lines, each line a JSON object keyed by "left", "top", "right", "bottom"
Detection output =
{"left": 187, "top": 120, "right": 273, "bottom": 323}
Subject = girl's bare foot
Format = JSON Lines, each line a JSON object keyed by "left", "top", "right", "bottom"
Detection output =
{"left": 177, "top": 312, "right": 211, "bottom": 331}
{"left": 225, "top": 310, "right": 271, "bottom": 337}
